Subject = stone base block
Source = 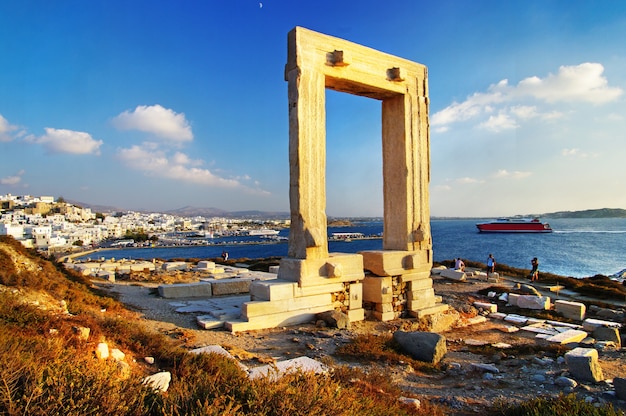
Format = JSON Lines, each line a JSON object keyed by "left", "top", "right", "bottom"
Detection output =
{"left": 243, "top": 293, "right": 332, "bottom": 318}
{"left": 555, "top": 300, "right": 586, "bottom": 321}
{"left": 349, "top": 282, "right": 363, "bottom": 309}
{"left": 346, "top": 308, "right": 365, "bottom": 322}
{"left": 211, "top": 278, "right": 254, "bottom": 296}
{"left": 407, "top": 278, "right": 433, "bottom": 291}
{"left": 409, "top": 304, "right": 449, "bottom": 319}
{"left": 250, "top": 279, "right": 297, "bottom": 301}
{"left": 407, "top": 296, "right": 436, "bottom": 311}
{"left": 361, "top": 250, "right": 430, "bottom": 277}
{"left": 362, "top": 275, "right": 393, "bottom": 303}
{"left": 278, "top": 253, "right": 364, "bottom": 287}
{"left": 372, "top": 310, "right": 398, "bottom": 321}
{"left": 226, "top": 303, "right": 334, "bottom": 333}
{"left": 407, "top": 287, "right": 435, "bottom": 301}
{"left": 158, "top": 282, "right": 212, "bottom": 298}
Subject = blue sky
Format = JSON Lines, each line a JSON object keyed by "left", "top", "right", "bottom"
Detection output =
{"left": 1, "top": 1, "right": 625, "bottom": 217}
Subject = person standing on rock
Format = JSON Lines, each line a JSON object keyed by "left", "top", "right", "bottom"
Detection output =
{"left": 529, "top": 257, "right": 539, "bottom": 281}
{"left": 487, "top": 254, "right": 496, "bottom": 276}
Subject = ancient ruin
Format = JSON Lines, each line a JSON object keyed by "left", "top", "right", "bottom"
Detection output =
{"left": 226, "top": 27, "right": 446, "bottom": 332}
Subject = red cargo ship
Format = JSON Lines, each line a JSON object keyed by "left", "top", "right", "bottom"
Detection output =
{"left": 476, "top": 218, "right": 553, "bottom": 233}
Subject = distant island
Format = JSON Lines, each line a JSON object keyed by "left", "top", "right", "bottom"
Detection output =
{"left": 541, "top": 208, "right": 626, "bottom": 219}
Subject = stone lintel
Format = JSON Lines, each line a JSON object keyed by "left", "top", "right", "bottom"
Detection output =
{"left": 286, "top": 26, "right": 426, "bottom": 100}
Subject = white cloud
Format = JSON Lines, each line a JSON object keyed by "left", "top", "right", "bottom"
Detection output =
{"left": 0, "top": 170, "right": 25, "bottom": 185}
{"left": 117, "top": 144, "right": 263, "bottom": 191}
{"left": 432, "top": 62, "right": 622, "bottom": 132}
{"left": 26, "top": 128, "right": 103, "bottom": 155}
{"left": 479, "top": 113, "right": 518, "bottom": 132}
{"left": 112, "top": 105, "right": 193, "bottom": 143}
{"left": 493, "top": 169, "right": 532, "bottom": 179}
{"left": 0, "top": 114, "right": 19, "bottom": 142}
{"left": 561, "top": 148, "right": 598, "bottom": 159}
{"left": 456, "top": 177, "right": 482, "bottom": 184}
{"left": 514, "top": 63, "right": 623, "bottom": 104}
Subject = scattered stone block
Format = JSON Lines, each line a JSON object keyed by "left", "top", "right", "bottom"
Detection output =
{"left": 393, "top": 331, "right": 447, "bottom": 364}
{"left": 583, "top": 318, "right": 622, "bottom": 332}
{"left": 518, "top": 284, "right": 541, "bottom": 296}
{"left": 498, "top": 325, "right": 519, "bottom": 333}
{"left": 565, "top": 347, "right": 604, "bottom": 382}
{"left": 504, "top": 314, "right": 528, "bottom": 325}
{"left": 430, "top": 265, "right": 447, "bottom": 275}
{"left": 614, "top": 377, "right": 626, "bottom": 400}
{"left": 465, "top": 339, "right": 489, "bottom": 346}
{"left": 317, "top": 310, "right": 350, "bottom": 329}
{"left": 190, "top": 345, "right": 248, "bottom": 371}
{"left": 196, "top": 316, "right": 226, "bottom": 329}
{"left": 489, "top": 312, "right": 507, "bottom": 320}
{"left": 546, "top": 329, "right": 588, "bottom": 344}
{"left": 466, "top": 316, "right": 487, "bottom": 326}
{"left": 521, "top": 323, "right": 558, "bottom": 336}
{"left": 516, "top": 295, "right": 550, "bottom": 310}
{"left": 492, "top": 342, "right": 512, "bottom": 349}
{"left": 196, "top": 261, "right": 215, "bottom": 270}
{"left": 555, "top": 300, "right": 586, "bottom": 321}
{"left": 248, "top": 356, "right": 328, "bottom": 380}
{"left": 507, "top": 293, "right": 520, "bottom": 306}
{"left": 473, "top": 302, "right": 497, "bottom": 313}
{"left": 143, "top": 371, "right": 172, "bottom": 392}
{"left": 593, "top": 326, "right": 621, "bottom": 349}
{"left": 211, "top": 278, "right": 253, "bottom": 296}
{"left": 547, "top": 320, "right": 583, "bottom": 330}
{"left": 440, "top": 268, "right": 466, "bottom": 282}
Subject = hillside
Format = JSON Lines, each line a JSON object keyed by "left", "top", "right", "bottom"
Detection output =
{"left": 0, "top": 236, "right": 435, "bottom": 415}
{"left": 542, "top": 208, "right": 626, "bottom": 219}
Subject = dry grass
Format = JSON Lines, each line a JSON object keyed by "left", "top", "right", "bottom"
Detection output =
{"left": 492, "top": 393, "right": 624, "bottom": 416}
{"left": 0, "top": 236, "right": 440, "bottom": 415}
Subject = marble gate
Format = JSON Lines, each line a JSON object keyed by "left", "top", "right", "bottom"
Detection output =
{"left": 227, "top": 27, "right": 446, "bottom": 332}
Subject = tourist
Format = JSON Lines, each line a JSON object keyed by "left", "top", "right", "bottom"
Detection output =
{"left": 529, "top": 257, "right": 539, "bottom": 281}
{"left": 487, "top": 254, "right": 496, "bottom": 276}
{"left": 221, "top": 251, "right": 229, "bottom": 261}
{"left": 454, "top": 258, "right": 465, "bottom": 271}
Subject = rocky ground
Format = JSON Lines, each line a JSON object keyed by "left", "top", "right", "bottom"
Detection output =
{"left": 95, "top": 273, "right": 626, "bottom": 416}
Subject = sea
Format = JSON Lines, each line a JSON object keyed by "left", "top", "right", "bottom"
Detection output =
{"left": 77, "top": 218, "right": 626, "bottom": 279}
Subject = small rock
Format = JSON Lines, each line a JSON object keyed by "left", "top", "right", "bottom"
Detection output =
{"left": 532, "top": 374, "right": 547, "bottom": 383}
{"left": 398, "top": 397, "right": 421, "bottom": 409}
{"left": 143, "top": 371, "right": 171, "bottom": 393}
{"left": 555, "top": 376, "right": 578, "bottom": 389}
{"left": 95, "top": 342, "right": 109, "bottom": 360}
{"left": 110, "top": 348, "right": 126, "bottom": 362}
{"left": 471, "top": 363, "right": 499, "bottom": 373}
{"left": 144, "top": 356, "right": 155, "bottom": 365}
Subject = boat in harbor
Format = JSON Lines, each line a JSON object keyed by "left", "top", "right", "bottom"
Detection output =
{"left": 476, "top": 218, "right": 553, "bottom": 233}
{"left": 246, "top": 229, "right": 280, "bottom": 236}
